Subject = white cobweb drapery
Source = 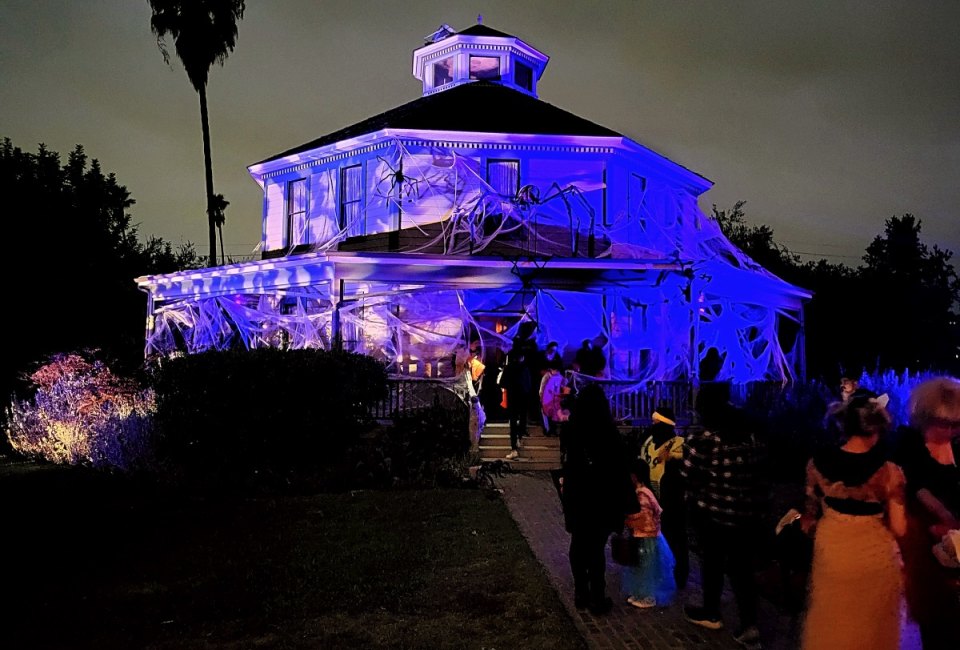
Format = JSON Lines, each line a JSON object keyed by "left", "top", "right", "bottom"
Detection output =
{"left": 144, "top": 138, "right": 805, "bottom": 383}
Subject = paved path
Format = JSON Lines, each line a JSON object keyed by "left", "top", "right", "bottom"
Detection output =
{"left": 497, "top": 471, "right": 920, "bottom": 650}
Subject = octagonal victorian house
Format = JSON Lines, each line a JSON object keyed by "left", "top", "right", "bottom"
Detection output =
{"left": 137, "top": 22, "right": 810, "bottom": 389}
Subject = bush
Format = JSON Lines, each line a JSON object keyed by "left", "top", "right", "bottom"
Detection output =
{"left": 854, "top": 368, "right": 943, "bottom": 429}
{"left": 739, "top": 380, "right": 836, "bottom": 483}
{"left": 349, "top": 400, "right": 472, "bottom": 489}
{"left": 149, "top": 348, "right": 388, "bottom": 492}
{"left": 738, "top": 370, "right": 950, "bottom": 483}
{"left": 5, "top": 352, "right": 156, "bottom": 472}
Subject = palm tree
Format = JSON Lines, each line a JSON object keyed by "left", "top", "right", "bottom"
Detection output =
{"left": 148, "top": 0, "right": 245, "bottom": 267}
{"left": 211, "top": 192, "right": 229, "bottom": 263}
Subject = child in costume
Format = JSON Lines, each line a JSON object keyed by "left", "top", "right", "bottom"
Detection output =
{"left": 638, "top": 405, "right": 689, "bottom": 589}
{"left": 622, "top": 461, "right": 677, "bottom": 608}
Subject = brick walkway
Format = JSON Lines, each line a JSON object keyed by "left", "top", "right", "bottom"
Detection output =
{"left": 497, "top": 471, "right": 922, "bottom": 650}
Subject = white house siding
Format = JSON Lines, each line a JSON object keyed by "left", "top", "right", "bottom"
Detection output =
{"left": 360, "top": 157, "right": 393, "bottom": 235}
{"left": 308, "top": 168, "right": 338, "bottom": 247}
{"left": 521, "top": 155, "right": 606, "bottom": 232}
{"left": 387, "top": 148, "right": 483, "bottom": 231}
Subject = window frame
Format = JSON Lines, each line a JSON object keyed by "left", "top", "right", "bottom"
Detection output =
{"left": 486, "top": 158, "right": 520, "bottom": 198}
{"left": 628, "top": 173, "right": 647, "bottom": 224}
{"left": 339, "top": 163, "right": 364, "bottom": 237}
{"left": 514, "top": 61, "right": 533, "bottom": 91}
{"left": 432, "top": 56, "right": 455, "bottom": 88}
{"left": 469, "top": 55, "right": 501, "bottom": 81}
{"left": 286, "top": 177, "right": 308, "bottom": 247}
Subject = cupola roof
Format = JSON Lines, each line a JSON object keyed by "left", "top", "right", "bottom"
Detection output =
{"left": 412, "top": 22, "right": 549, "bottom": 98}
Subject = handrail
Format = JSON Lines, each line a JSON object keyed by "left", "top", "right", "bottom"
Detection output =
{"left": 373, "top": 376, "right": 786, "bottom": 425}
{"left": 371, "top": 376, "right": 467, "bottom": 420}
{"left": 587, "top": 379, "right": 693, "bottom": 424}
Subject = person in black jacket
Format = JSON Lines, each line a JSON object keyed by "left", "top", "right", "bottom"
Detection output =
{"left": 499, "top": 346, "right": 532, "bottom": 459}
{"left": 561, "top": 383, "right": 638, "bottom": 615}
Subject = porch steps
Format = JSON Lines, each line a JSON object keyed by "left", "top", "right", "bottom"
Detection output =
{"left": 478, "top": 422, "right": 561, "bottom": 471}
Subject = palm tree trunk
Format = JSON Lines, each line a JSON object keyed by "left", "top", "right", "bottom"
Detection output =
{"left": 198, "top": 85, "right": 217, "bottom": 267}
{"left": 218, "top": 223, "right": 225, "bottom": 264}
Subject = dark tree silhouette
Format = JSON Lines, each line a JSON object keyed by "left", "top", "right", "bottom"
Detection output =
{"left": 859, "top": 215, "right": 959, "bottom": 372}
{"left": 0, "top": 137, "right": 201, "bottom": 401}
{"left": 712, "top": 200, "right": 800, "bottom": 278}
{"left": 712, "top": 203, "right": 959, "bottom": 378}
{"left": 791, "top": 258, "right": 861, "bottom": 379}
{"left": 148, "top": 0, "right": 246, "bottom": 267}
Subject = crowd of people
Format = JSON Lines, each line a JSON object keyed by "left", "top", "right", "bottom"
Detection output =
{"left": 557, "top": 374, "right": 960, "bottom": 650}
{"left": 459, "top": 331, "right": 959, "bottom": 647}
{"left": 492, "top": 331, "right": 608, "bottom": 460}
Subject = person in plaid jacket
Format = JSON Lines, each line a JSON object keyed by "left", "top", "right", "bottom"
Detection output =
{"left": 682, "top": 382, "right": 767, "bottom": 650}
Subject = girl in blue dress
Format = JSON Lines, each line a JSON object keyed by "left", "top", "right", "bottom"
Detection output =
{"left": 622, "top": 461, "right": 677, "bottom": 608}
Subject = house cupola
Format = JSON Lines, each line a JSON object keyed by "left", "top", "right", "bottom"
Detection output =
{"left": 412, "top": 20, "right": 549, "bottom": 98}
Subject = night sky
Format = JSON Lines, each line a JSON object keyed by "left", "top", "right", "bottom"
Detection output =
{"left": 2, "top": 0, "right": 958, "bottom": 265}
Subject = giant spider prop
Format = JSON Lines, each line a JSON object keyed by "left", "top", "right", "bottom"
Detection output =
{"left": 374, "top": 156, "right": 421, "bottom": 202}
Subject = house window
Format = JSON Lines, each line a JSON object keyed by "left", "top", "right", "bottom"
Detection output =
{"left": 470, "top": 56, "right": 500, "bottom": 81}
{"left": 628, "top": 173, "right": 646, "bottom": 227}
{"left": 340, "top": 164, "right": 363, "bottom": 236}
{"left": 515, "top": 61, "right": 533, "bottom": 91}
{"left": 486, "top": 159, "right": 519, "bottom": 198}
{"left": 286, "top": 178, "right": 308, "bottom": 247}
{"left": 432, "top": 56, "right": 454, "bottom": 87}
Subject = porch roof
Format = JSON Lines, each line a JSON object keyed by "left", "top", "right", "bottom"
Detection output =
{"left": 326, "top": 250, "right": 685, "bottom": 289}
{"left": 135, "top": 251, "right": 686, "bottom": 303}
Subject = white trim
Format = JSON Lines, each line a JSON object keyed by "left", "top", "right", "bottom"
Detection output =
{"left": 249, "top": 130, "right": 712, "bottom": 194}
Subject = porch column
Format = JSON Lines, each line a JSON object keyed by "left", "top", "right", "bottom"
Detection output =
{"left": 689, "top": 276, "right": 702, "bottom": 416}
{"left": 143, "top": 292, "right": 155, "bottom": 358}
{"left": 332, "top": 277, "right": 344, "bottom": 351}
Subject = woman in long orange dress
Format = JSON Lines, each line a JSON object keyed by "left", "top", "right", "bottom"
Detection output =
{"left": 800, "top": 394, "right": 907, "bottom": 650}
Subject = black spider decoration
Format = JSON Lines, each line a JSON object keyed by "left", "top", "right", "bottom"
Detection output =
{"left": 375, "top": 156, "right": 420, "bottom": 202}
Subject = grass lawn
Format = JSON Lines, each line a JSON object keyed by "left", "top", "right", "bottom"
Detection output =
{"left": 0, "top": 455, "right": 585, "bottom": 649}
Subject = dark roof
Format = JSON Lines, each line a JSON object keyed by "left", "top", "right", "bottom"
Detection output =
{"left": 455, "top": 24, "right": 515, "bottom": 39}
{"left": 255, "top": 82, "right": 622, "bottom": 165}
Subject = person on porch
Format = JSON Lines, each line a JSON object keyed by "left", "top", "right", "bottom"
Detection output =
{"left": 539, "top": 357, "right": 568, "bottom": 437}
{"left": 499, "top": 347, "right": 532, "bottom": 460}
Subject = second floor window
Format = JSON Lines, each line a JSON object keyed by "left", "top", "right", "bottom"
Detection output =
{"left": 487, "top": 159, "right": 519, "bottom": 198}
{"left": 340, "top": 164, "right": 363, "bottom": 237}
{"left": 628, "top": 173, "right": 647, "bottom": 228}
{"left": 287, "top": 178, "right": 308, "bottom": 247}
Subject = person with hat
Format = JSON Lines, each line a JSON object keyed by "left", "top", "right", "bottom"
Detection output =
{"left": 639, "top": 405, "right": 689, "bottom": 589}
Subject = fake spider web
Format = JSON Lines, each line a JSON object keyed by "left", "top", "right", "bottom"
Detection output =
{"left": 144, "top": 138, "right": 805, "bottom": 385}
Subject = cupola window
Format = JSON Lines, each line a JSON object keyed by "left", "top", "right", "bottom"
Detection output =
{"left": 413, "top": 23, "right": 548, "bottom": 97}
{"left": 515, "top": 61, "right": 533, "bottom": 91}
{"left": 433, "top": 56, "right": 454, "bottom": 87}
{"left": 469, "top": 55, "right": 500, "bottom": 81}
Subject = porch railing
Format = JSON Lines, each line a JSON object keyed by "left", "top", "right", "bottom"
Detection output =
{"left": 371, "top": 377, "right": 466, "bottom": 421}
{"left": 596, "top": 380, "right": 788, "bottom": 425}
{"left": 588, "top": 380, "right": 693, "bottom": 425}
{"left": 373, "top": 376, "right": 784, "bottom": 426}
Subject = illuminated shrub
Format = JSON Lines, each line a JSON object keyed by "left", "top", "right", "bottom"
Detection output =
{"left": 854, "top": 368, "right": 939, "bottom": 428}
{"left": 5, "top": 353, "right": 156, "bottom": 472}
{"left": 741, "top": 370, "right": 941, "bottom": 482}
